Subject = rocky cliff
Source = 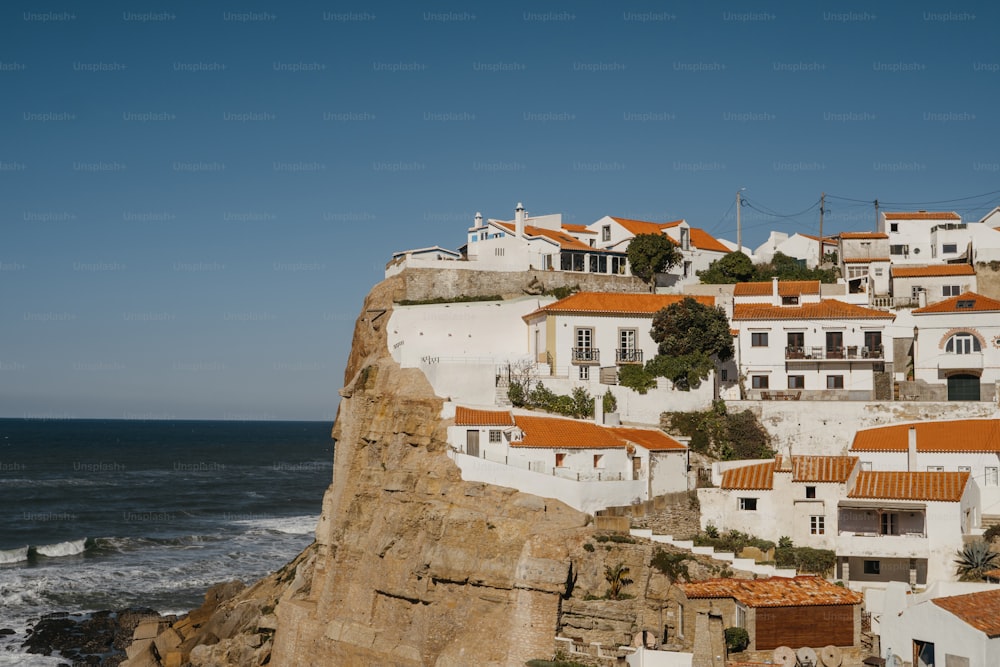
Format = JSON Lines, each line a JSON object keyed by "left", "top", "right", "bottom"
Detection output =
{"left": 125, "top": 271, "right": 716, "bottom": 667}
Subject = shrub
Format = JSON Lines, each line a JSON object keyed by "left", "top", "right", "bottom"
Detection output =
{"left": 618, "top": 364, "right": 658, "bottom": 394}
{"left": 602, "top": 389, "right": 618, "bottom": 414}
{"left": 778, "top": 536, "right": 793, "bottom": 549}
{"left": 507, "top": 382, "right": 527, "bottom": 407}
{"left": 583, "top": 543, "right": 595, "bottom": 552}
{"left": 774, "top": 546, "right": 836, "bottom": 575}
{"left": 725, "top": 627, "right": 749, "bottom": 652}
{"left": 984, "top": 524, "right": 1000, "bottom": 543}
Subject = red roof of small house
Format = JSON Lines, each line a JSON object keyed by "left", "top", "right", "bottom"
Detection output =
{"left": 661, "top": 221, "right": 731, "bottom": 253}
{"left": 839, "top": 232, "right": 888, "bottom": 239}
{"left": 847, "top": 471, "right": 969, "bottom": 502}
{"left": 732, "top": 300, "right": 895, "bottom": 321}
{"left": 610, "top": 427, "right": 686, "bottom": 451}
{"left": 733, "top": 281, "right": 820, "bottom": 297}
{"left": 891, "top": 264, "right": 975, "bottom": 278}
{"left": 884, "top": 211, "right": 961, "bottom": 221}
{"left": 790, "top": 455, "right": 858, "bottom": 483}
{"left": 850, "top": 419, "right": 1000, "bottom": 453}
{"left": 524, "top": 292, "right": 714, "bottom": 319}
{"left": 454, "top": 407, "right": 514, "bottom": 427}
{"left": 610, "top": 216, "right": 679, "bottom": 237}
{"left": 931, "top": 588, "right": 1000, "bottom": 637}
{"left": 913, "top": 291, "right": 1000, "bottom": 314}
{"left": 495, "top": 222, "right": 595, "bottom": 252}
{"left": 511, "top": 415, "right": 626, "bottom": 449}
{"left": 680, "top": 575, "right": 862, "bottom": 608}
{"left": 721, "top": 460, "right": 776, "bottom": 490}
{"left": 562, "top": 223, "right": 596, "bottom": 234}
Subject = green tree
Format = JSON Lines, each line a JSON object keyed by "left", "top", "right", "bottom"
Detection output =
{"left": 604, "top": 562, "right": 634, "bottom": 600}
{"left": 698, "top": 251, "right": 755, "bottom": 284}
{"left": 724, "top": 627, "right": 750, "bottom": 652}
{"left": 602, "top": 389, "right": 618, "bottom": 414}
{"left": 752, "top": 251, "right": 838, "bottom": 283}
{"left": 570, "top": 386, "right": 593, "bottom": 419}
{"left": 955, "top": 540, "right": 1000, "bottom": 581}
{"left": 646, "top": 297, "right": 734, "bottom": 390}
{"left": 626, "top": 233, "right": 682, "bottom": 289}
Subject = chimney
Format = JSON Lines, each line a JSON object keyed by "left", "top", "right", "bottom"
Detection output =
{"left": 772, "top": 276, "right": 781, "bottom": 306}
{"left": 917, "top": 289, "right": 927, "bottom": 308}
{"left": 515, "top": 202, "right": 526, "bottom": 237}
{"left": 907, "top": 426, "right": 918, "bottom": 471}
{"left": 594, "top": 396, "right": 604, "bottom": 425}
{"left": 474, "top": 211, "right": 483, "bottom": 227}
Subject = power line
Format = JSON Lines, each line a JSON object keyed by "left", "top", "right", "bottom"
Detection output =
{"left": 827, "top": 188, "right": 1000, "bottom": 208}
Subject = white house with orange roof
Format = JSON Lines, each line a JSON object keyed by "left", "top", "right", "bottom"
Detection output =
{"left": 879, "top": 210, "right": 967, "bottom": 266}
{"left": 446, "top": 405, "right": 690, "bottom": 513}
{"left": 890, "top": 264, "right": 977, "bottom": 307}
{"left": 753, "top": 231, "right": 837, "bottom": 269}
{"left": 849, "top": 419, "right": 1000, "bottom": 518}
{"left": 908, "top": 291, "right": 1000, "bottom": 402}
{"left": 732, "top": 279, "right": 896, "bottom": 400}
{"left": 697, "top": 452, "right": 979, "bottom": 589}
{"left": 838, "top": 231, "right": 891, "bottom": 300}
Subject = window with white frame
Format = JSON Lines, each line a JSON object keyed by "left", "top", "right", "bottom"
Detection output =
{"left": 579, "top": 365, "right": 589, "bottom": 380}
{"left": 986, "top": 467, "right": 998, "bottom": 486}
{"left": 810, "top": 515, "right": 825, "bottom": 535}
{"left": 611, "top": 256, "right": 627, "bottom": 274}
{"left": 946, "top": 333, "right": 981, "bottom": 354}
{"left": 602, "top": 225, "right": 611, "bottom": 242}
{"left": 489, "top": 430, "right": 502, "bottom": 443}
{"left": 847, "top": 264, "right": 868, "bottom": 279}
{"left": 911, "top": 285, "right": 924, "bottom": 298}
{"left": 739, "top": 497, "right": 758, "bottom": 511}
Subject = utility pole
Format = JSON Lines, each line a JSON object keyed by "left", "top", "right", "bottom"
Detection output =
{"left": 818, "top": 192, "right": 825, "bottom": 265}
{"left": 736, "top": 189, "right": 743, "bottom": 252}
{"left": 874, "top": 199, "right": 880, "bottom": 231}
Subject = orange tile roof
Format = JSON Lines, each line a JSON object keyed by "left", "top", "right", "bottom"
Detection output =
{"left": 721, "top": 460, "right": 776, "bottom": 490}
{"left": 914, "top": 291, "right": 1000, "bottom": 314}
{"left": 610, "top": 216, "right": 677, "bottom": 236}
{"left": 688, "top": 227, "right": 731, "bottom": 253}
{"left": 932, "top": 588, "right": 1000, "bottom": 637}
{"left": 733, "top": 281, "right": 820, "bottom": 297}
{"left": 562, "top": 223, "right": 595, "bottom": 234}
{"left": 801, "top": 233, "right": 838, "bottom": 244}
{"left": 454, "top": 407, "right": 514, "bottom": 427}
{"left": 791, "top": 455, "right": 858, "bottom": 483}
{"left": 495, "top": 222, "right": 595, "bottom": 252}
{"left": 732, "top": 300, "right": 895, "bottom": 321}
{"left": 850, "top": 419, "right": 1000, "bottom": 453}
{"left": 680, "top": 575, "right": 862, "bottom": 608}
{"left": 847, "top": 471, "right": 969, "bottom": 502}
{"left": 884, "top": 211, "right": 961, "bottom": 221}
{"left": 842, "top": 257, "right": 890, "bottom": 263}
{"left": 511, "top": 415, "right": 627, "bottom": 449}
{"left": 891, "top": 264, "right": 975, "bottom": 278}
{"left": 610, "top": 427, "right": 686, "bottom": 451}
{"left": 840, "top": 232, "right": 889, "bottom": 239}
{"left": 525, "top": 292, "right": 714, "bottom": 319}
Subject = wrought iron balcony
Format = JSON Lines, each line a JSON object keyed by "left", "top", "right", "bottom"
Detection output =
{"left": 785, "top": 345, "right": 884, "bottom": 361}
{"left": 571, "top": 347, "right": 600, "bottom": 364}
{"left": 615, "top": 349, "right": 643, "bottom": 365}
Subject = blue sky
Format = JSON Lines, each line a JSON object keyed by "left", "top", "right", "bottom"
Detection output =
{"left": 2, "top": 1, "right": 999, "bottom": 420}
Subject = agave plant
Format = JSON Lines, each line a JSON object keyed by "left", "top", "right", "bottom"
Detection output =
{"left": 955, "top": 540, "right": 1000, "bottom": 581}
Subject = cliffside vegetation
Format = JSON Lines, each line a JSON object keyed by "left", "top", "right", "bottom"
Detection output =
{"left": 662, "top": 400, "right": 773, "bottom": 460}
{"left": 698, "top": 250, "right": 837, "bottom": 284}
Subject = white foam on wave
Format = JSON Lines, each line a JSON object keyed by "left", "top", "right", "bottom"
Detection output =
{"left": 233, "top": 514, "right": 318, "bottom": 535}
{"left": 0, "top": 545, "right": 29, "bottom": 564}
{"left": 35, "top": 537, "right": 87, "bottom": 558}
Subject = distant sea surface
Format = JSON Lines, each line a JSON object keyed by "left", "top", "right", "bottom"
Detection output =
{"left": 0, "top": 419, "right": 333, "bottom": 666}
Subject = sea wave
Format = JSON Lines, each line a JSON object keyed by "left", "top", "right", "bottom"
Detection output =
{"left": 232, "top": 514, "right": 319, "bottom": 535}
{"left": 34, "top": 537, "right": 88, "bottom": 558}
{"left": 0, "top": 545, "right": 29, "bottom": 564}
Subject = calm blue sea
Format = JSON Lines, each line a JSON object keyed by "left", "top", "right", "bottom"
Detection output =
{"left": 0, "top": 419, "right": 333, "bottom": 666}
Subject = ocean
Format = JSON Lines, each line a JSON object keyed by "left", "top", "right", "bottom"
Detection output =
{"left": 0, "top": 419, "right": 334, "bottom": 666}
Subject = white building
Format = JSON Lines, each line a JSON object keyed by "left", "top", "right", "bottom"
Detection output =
{"left": 699, "top": 453, "right": 979, "bottom": 589}
{"left": 890, "top": 264, "right": 977, "bottom": 307}
{"left": 879, "top": 211, "right": 966, "bottom": 266}
{"left": 447, "top": 406, "right": 689, "bottom": 513}
{"left": 754, "top": 231, "right": 837, "bottom": 269}
{"left": 732, "top": 279, "right": 896, "bottom": 400}
{"left": 878, "top": 584, "right": 1000, "bottom": 667}
{"left": 909, "top": 291, "right": 1000, "bottom": 402}
{"left": 850, "top": 419, "right": 1000, "bottom": 519}
{"left": 838, "top": 231, "right": 891, "bottom": 300}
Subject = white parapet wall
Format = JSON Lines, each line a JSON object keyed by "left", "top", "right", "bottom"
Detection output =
{"left": 449, "top": 450, "right": 647, "bottom": 514}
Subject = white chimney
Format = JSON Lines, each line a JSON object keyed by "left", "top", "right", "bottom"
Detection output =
{"left": 515, "top": 202, "right": 526, "bottom": 237}
{"left": 907, "top": 426, "right": 918, "bottom": 471}
{"left": 474, "top": 211, "right": 483, "bottom": 227}
{"left": 772, "top": 277, "right": 781, "bottom": 306}
{"left": 594, "top": 396, "right": 604, "bottom": 425}
{"left": 917, "top": 289, "right": 927, "bottom": 308}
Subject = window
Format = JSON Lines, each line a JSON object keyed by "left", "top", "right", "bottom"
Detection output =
{"left": 805, "top": 486, "right": 816, "bottom": 499}
{"left": 959, "top": 466, "right": 972, "bottom": 473}
{"left": 594, "top": 454, "right": 605, "bottom": 469}
{"left": 874, "top": 268, "right": 884, "bottom": 276}
{"left": 721, "top": 369, "right": 729, "bottom": 381}
{"left": 863, "top": 559, "right": 881, "bottom": 575}
{"left": 680, "top": 227, "right": 690, "bottom": 250}
{"left": 489, "top": 430, "right": 502, "bottom": 443}
{"left": 926, "top": 465, "right": 944, "bottom": 472}
{"left": 736, "top": 605, "right": 747, "bottom": 629}
{"left": 810, "top": 515, "right": 825, "bottom": 535}
{"left": 889, "top": 223, "right": 898, "bottom": 232}
{"left": 890, "top": 244, "right": 909, "bottom": 255}
{"left": 602, "top": 225, "right": 611, "bottom": 242}
{"left": 588, "top": 254, "right": 607, "bottom": 273}
{"left": 576, "top": 328, "right": 593, "bottom": 350}
{"left": 611, "top": 256, "right": 627, "bottom": 274}
{"left": 864, "top": 331, "right": 882, "bottom": 355}
{"left": 555, "top": 453, "right": 566, "bottom": 468}
{"left": 880, "top": 512, "right": 898, "bottom": 535}
{"left": 751, "top": 332, "right": 769, "bottom": 347}
{"left": 912, "top": 285, "right": 924, "bottom": 299}
{"left": 942, "top": 243, "right": 958, "bottom": 253}
{"left": 847, "top": 264, "right": 869, "bottom": 279}
{"left": 956, "top": 299, "right": 976, "bottom": 310}
{"left": 579, "top": 365, "right": 589, "bottom": 380}
{"left": 943, "top": 285, "right": 961, "bottom": 297}
{"left": 739, "top": 498, "right": 758, "bottom": 511}
{"left": 752, "top": 375, "right": 769, "bottom": 389}
{"left": 946, "top": 333, "right": 981, "bottom": 354}
{"left": 683, "top": 260, "right": 692, "bottom": 278}
{"left": 827, "top": 375, "right": 844, "bottom": 389}
{"left": 782, "top": 295, "right": 799, "bottom": 305}
{"left": 826, "top": 331, "right": 843, "bottom": 358}
{"left": 788, "top": 375, "right": 805, "bottom": 389}
{"left": 986, "top": 467, "right": 998, "bottom": 486}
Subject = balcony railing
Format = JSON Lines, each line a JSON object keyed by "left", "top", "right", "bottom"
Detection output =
{"left": 785, "top": 345, "right": 884, "bottom": 360}
{"left": 616, "top": 348, "right": 643, "bottom": 364}
{"left": 571, "top": 347, "right": 600, "bottom": 364}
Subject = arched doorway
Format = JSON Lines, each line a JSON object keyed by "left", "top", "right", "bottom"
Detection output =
{"left": 947, "top": 374, "right": 980, "bottom": 401}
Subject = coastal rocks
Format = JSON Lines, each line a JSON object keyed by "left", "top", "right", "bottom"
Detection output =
{"left": 23, "top": 607, "right": 162, "bottom": 666}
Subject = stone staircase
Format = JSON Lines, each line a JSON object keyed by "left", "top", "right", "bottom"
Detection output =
{"left": 630, "top": 529, "right": 798, "bottom": 578}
